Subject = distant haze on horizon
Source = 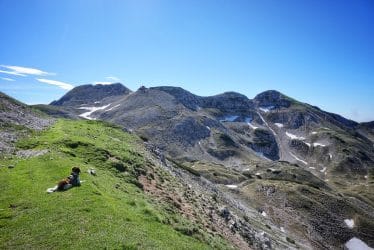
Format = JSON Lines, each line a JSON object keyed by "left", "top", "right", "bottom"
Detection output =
{"left": 0, "top": 0, "right": 373, "bottom": 122}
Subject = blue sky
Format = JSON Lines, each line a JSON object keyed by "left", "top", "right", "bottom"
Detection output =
{"left": 0, "top": 0, "right": 373, "bottom": 122}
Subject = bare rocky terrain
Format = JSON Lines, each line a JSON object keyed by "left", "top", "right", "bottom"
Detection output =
{"left": 0, "top": 92, "right": 53, "bottom": 154}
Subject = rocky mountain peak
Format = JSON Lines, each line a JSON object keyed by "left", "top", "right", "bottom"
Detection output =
{"left": 50, "top": 83, "right": 131, "bottom": 106}
{"left": 217, "top": 91, "right": 248, "bottom": 98}
{"left": 201, "top": 91, "right": 253, "bottom": 113}
{"left": 254, "top": 90, "right": 292, "bottom": 108}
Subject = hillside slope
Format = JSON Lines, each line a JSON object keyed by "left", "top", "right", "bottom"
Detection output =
{"left": 0, "top": 119, "right": 233, "bottom": 249}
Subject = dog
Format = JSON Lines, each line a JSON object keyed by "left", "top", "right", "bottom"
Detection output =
{"left": 46, "top": 167, "right": 81, "bottom": 193}
{"left": 46, "top": 178, "right": 71, "bottom": 193}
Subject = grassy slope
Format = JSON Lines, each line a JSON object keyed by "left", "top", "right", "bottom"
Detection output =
{"left": 0, "top": 119, "right": 228, "bottom": 249}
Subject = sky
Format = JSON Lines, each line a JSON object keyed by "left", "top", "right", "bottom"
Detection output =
{"left": 0, "top": 0, "right": 373, "bottom": 122}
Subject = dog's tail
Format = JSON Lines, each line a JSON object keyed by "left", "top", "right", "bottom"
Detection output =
{"left": 46, "top": 185, "right": 58, "bottom": 193}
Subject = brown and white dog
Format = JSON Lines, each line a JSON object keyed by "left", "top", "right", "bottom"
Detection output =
{"left": 47, "top": 167, "right": 81, "bottom": 193}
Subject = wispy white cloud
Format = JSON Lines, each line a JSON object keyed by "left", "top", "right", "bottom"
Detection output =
{"left": 93, "top": 81, "right": 114, "bottom": 85}
{"left": 0, "top": 69, "right": 26, "bottom": 76}
{"left": 36, "top": 78, "right": 74, "bottom": 90}
{"left": 0, "top": 65, "right": 53, "bottom": 76}
{"left": 1, "top": 77, "right": 15, "bottom": 81}
{"left": 105, "top": 76, "right": 121, "bottom": 82}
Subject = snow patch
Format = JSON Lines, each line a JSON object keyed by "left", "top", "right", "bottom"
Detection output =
{"left": 280, "top": 227, "right": 285, "bottom": 233}
{"left": 261, "top": 211, "right": 267, "bottom": 217}
{"left": 226, "top": 185, "right": 238, "bottom": 189}
{"left": 320, "top": 167, "right": 327, "bottom": 173}
{"left": 105, "top": 104, "right": 121, "bottom": 111}
{"left": 364, "top": 175, "right": 368, "bottom": 179}
{"left": 304, "top": 142, "right": 311, "bottom": 147}
{"left": 311, "top": 131, "right": 318, "bottom": 135}
{"left": 289, "top": 152, "right": 308, "bottom": 165}
{"left": 274, "top": 123, "right": 284, "bottom": 128}
{"left": 286, "top": 132, "right": 305, "bottom": 140}
{"left": 220, "top": 115, "right": 239, "bottom": 122}
{"left": 313, "top": 142, "right": 326, "bottom": 147}
{"left": 255, "top": 231, "right": 265, "bottom": 238}
{"left": 206, "top": 126, "right": 211, "bottom": 131}
{"left": 255, "top": 152, "right": 270, "bottom": 160}
{"left": 245, "top": 117, "right": 258, "bottom": 129}
{"left": 345, "top": 237, "right": 373, "bottom": 250}
{"left": 78, "top": 104, "right": 111, "bottom": 120}
{"left": 309, "top": 167, "right": 315, "bottom": 169}
{"left": 259, "top": 106, "right": 274, "bottom": 113}
{"left": 248, "top": 122, "right": 258, "bottom": 130}
{"left": 94, "top": 101, "right": 101, "bottom": 104}
{"left": 344, "top": 219, "right": 355, "bottom": 229}
{"left": 328, "top": 153, "right": 333, "bottom": 159}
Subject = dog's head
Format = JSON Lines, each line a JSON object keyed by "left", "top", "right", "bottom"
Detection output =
{"left": 72, "top": 167, "right": 81, "bottom": 174}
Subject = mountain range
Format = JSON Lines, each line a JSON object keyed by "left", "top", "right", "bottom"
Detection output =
{"left": 1, "top": 83, "right": 373, "bottom": 249}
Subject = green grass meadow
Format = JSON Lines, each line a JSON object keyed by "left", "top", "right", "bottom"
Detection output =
{"left": 0, "top": 120, "right": 228, "bottom": 249}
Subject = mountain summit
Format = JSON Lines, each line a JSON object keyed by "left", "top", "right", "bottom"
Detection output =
{"left": 253, "top": 90, "right": 292, "bottom": 108}
{"left": 50, "top": 83, "right": 131, "bottom": 106}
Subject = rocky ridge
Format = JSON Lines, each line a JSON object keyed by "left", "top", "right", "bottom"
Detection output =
{"left": 0, "top": 92, "right": 53, "bottom": 154}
